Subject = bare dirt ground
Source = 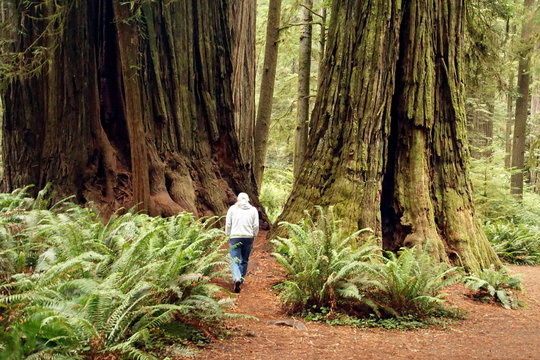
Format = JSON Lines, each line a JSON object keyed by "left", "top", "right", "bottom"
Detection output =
{"left": 195, "top": 232, "right": 540, "bottom": 360}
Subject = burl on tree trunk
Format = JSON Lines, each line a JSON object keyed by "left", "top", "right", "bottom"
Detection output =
{"left": 275, "top": 0, "right": 500, "bottom": 272}
{"left": 1, "top": 0, "right": 265, "bottom": 223}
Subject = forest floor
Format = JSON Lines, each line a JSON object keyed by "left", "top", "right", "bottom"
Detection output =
{"left": 194, "top": 232, "right": 540, "bottom": 360}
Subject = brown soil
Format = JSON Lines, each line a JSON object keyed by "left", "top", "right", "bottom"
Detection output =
{"left": 196, "top": 232, "right": 540, "bottom": 360}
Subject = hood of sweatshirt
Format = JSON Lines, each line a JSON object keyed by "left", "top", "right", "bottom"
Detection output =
{"left": 236, "top": 200, "right": 252, "bottom": 210}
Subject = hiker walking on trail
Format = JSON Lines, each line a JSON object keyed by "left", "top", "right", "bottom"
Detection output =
{"left": 226, "top": 192, "right": 259, "bottom": 293}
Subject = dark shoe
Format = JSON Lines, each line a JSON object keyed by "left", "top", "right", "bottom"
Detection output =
{"left": 234, "top": 280, "right": 241, "bottom": 293}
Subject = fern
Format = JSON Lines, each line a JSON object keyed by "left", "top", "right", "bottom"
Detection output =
{"left": 0, "top": 196, "right": 232, "bottom": 359}
{"left": 273, "top": 206, "right": 378, "bottom": 312}
{"left": 484, "top": 221, "right": 540, "bottom": 265}
{"left": 364, "top": 247, "right": 459, "bottom": 318}
{"left": 464, "top": 265, "right": 522, "bottom": 309}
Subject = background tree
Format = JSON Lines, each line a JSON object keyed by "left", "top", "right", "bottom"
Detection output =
{"left": 1, "top": 0, "right": 265, "bottom": 220}
{"left": 511, "top": 0, "right": 536, "bottom": 198}
{"left": 293, "top": 0, "right": 312, "bottom": 179}
{"left": 274, "top": 0, "right": 500, "bottom": 272}
{"left": 317, "top": 4, "right": 327, "bottom": 91}
{"left": 254, "top": 0, "right": 282, "bottom": 188}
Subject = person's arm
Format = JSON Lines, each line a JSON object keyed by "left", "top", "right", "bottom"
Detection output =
{"left": 252, "top": 208, "right": 259, "bottom": 237}
{"left": 225, "top": 208, "right": 232, "bottom": 236}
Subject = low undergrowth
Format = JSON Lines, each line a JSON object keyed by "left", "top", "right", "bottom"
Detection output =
{"left": 272, "top": 207, "right": 462, "bottom": 326}
{"left": 471, "top": 155, "right": 540, "bottom": 266}
{"left": 304, "top": 306, "right": 466, "bottom": 330}
{"left": 0, "top": 187, "right": 233, "bottom": 359}
{"left": 484, "top": 221, "right": 540, "bottom": 265}
{"left": 272, "top": 207, "right": 528, "bottom": 328}
{"left": 272, "top": 206, "right": 378, "bottom": 314}
{"left": 464, "top": 264, "right": 523, "bottom": 309}
{"left": 259, "top": 168, "right": 293, "bottom": 223}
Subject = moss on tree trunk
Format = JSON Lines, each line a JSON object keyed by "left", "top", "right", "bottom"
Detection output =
{"left": 275, "top": 0, "right": 500, "bottom": 272}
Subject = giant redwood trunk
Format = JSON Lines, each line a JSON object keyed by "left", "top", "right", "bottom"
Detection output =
{"left": 1, "top": 0, "right": 264, "bottom": 220}
{"left": 275, "top": 0, "right": 500, "bottom": 272}
{"left": 229, "top": 0, "right": 257, "bottom": 169}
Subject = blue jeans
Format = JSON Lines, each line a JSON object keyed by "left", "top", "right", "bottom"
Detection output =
{"left": 229, "top": 237, "right": 254, "bottom": 283}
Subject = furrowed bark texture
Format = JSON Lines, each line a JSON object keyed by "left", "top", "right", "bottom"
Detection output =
{"left": 276, "top": 0, "right": 402, "bottom": 240}
{"left": 229, "top": 0, "right": 256, "bottom": 169}
{"left": 276, "top": 0, "right": 499, "bottom": 271}
{"left": 2, "top": 0, "right": 266, "bottom": 222}
{"left": 385, "top": 0, "right": 499, "bottom": 270}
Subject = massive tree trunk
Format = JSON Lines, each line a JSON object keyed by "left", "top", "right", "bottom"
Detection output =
{"left": 293, "top": 0, "right": 312, "bottom": 179}
{"left": 229, "top": 0, "right": 257, "bottom": 169}
{"left": 511, "top": 0, "right": 535, "bottom": 198}
{"left": 254, "top": 0, "right": 282, "bottom": 189}
{"left": 1, "top": 0, "right": 266, "bottom": 222}
{"left": 275, "top": 0, "right": 499, "bottom": 272}
{"left": 276, "top": 0, "right": 400, "bottom": 237}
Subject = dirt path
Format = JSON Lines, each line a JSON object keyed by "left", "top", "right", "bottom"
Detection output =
{"left": 196, "top": 232, "right": 540, "bottom": 360}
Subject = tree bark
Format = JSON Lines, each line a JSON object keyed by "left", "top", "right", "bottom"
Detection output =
{"left": 254, "top": 0, "right": 282, "bottom": 189}
{"left": 505, "top": 71, "right": 514, "bottom": 169}
{"left": 317, "top": 4, "right": 326, "bottom": 91}
{"left": 274, "top": 0, "right": 500, "bottom": 272}
{"left": 1, "top": 0, "right": 267, "bottom": 224}
{"left": 529, "top": 41, "right": 540, "bottom": 192}
{"left": 504, "top": 22, "right": 516, "bottom": 169}
{"left": 229, "top": 0, "right": 257, "bottom": 169}
{"left": 294, "top": 0, "right": 312, "bottom": 179}
{"left": 276, "top": 0, "right": 401, "bottom": 237}
{"left": 511, "top": 0, "right": 535, "bottom": 198}
{"left": 112, "top": 0, "right": 151, "bottom": 214}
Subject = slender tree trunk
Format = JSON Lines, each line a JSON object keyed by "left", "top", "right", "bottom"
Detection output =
{"left": 468, "top": 102, "right": 480, "bottom": 159}
{"left": 229, "top": 0, "right": 256, "bottom": 169}
{"left": 317, "top": 4, "right": 326, "bottom": 91}
{"left": 511, "top": 0, "right": 535, "bottom": 198}
{"left": 294, "top": 0, "right": 312, "bottom": 179}
{"left": 1, "top": 0, "right": 267, "bottom": 225}
{"left": 505, "top": 71, "right": 514, "bottom": 169}
{"left": 484, "top": 101, "right": 494, "bottom": 158}
{"left": 275, "top": 0, "right": 499, "bottom": 272}
{"left": 530, "top": 41, "right": 540, "bottom": 192}
{"left": 504, "top": 21, "right": 516, "bottom": 169}
{"left": 254, "top": 0, "right": 282, "bottom": 189}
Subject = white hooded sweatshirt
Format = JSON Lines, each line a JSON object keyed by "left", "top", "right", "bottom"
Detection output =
{"left": 225, "top": 193, "right": 259, "bottom": 238}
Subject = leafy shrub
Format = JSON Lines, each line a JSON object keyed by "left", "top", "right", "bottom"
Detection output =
{"left": 272, "top": 206, "right": 378, "bottom": 313}
{"left": 259, "top": 168, "right": 293, "bottom": 222}
{"left": 0, "top": 194, "right": 232, "bottom": 359}
{"left": 273, "top": 207, "right": 460, "bottom": 322}
{"left": 363, "top": 246, "right": 460, "bottom": 318}
{"left": 464, "top": 264, "right": 522, "bottom": 309}
{"left": 0, "top": 185, "right": 53, "bottom": 282}
{"left": 470, "top": 153, "right": 540, "bottom": 265}
{"left": 483, "top": 221, "right": 540, "bottom": 265}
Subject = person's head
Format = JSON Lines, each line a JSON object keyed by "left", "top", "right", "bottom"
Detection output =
{"left": 237, "top": 192, "right": 250, "bottom": 203}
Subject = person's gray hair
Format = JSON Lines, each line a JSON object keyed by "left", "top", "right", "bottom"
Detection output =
{"left": 237, "top": 192, "right": 250, "bottom": 202}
